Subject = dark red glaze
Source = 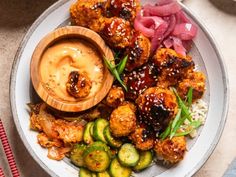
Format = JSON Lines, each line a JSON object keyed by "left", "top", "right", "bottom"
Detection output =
{"left": 127, "top": 33, "right": 143, "bottom": 64}
{"left": 153, "top": 51, "right": 194, "bottom": 86}
{"left": 124, "top": 63, "right": 158, "bottom": 100}
{"left": 140, "top": 124, "right": 155, "bottom": 141}
{"left": 109, "top": 0, "right": 139, "bottom": 21}
{"left": 125, "top": 32, "right": 151, "bottom": 71}
{"left": 138, "top": 92, "right": 175, "bottom": 132}
{"left": 101, "top": 18, "right": 132, "bottom": 48}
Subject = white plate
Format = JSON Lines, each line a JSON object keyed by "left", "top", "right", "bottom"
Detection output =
{"left": 10, "top": 0, "right": 229, "bottom": 176}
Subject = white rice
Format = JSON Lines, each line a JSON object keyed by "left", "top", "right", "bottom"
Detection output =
{"left": 183, "top": 99, "right": 208, "bottom": 138}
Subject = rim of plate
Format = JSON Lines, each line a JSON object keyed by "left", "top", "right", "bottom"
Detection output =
{"left": 9, "top": 0, "right": 229, "bottom": 177}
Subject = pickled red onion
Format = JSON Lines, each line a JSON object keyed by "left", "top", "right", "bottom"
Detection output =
{"left": 143, "top": 2, "right": 181, "bottom": 17}
{"left": 134, "top": 14, "right": 165, "bottom": 38}
{"left": 134, "top": 0, "right": 198, "bottom": 56}
{"left": 172, "top": 23, "right": 198, "bottom": 40}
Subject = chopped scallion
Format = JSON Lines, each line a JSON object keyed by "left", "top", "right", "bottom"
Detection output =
{"left": 103, "top": 55, "right": 128, "bottom": 91}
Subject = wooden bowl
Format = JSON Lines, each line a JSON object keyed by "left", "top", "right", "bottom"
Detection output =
{"left": 31, "top": 26, "right": 114, "bottom": 112}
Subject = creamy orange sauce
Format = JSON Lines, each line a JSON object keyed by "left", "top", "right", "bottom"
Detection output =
{"left": 40, "top": 39, "right": 104, "bottom": 101}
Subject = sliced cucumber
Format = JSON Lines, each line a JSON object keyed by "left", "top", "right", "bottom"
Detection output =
{"left": 79, "top": 168, "right": 96, "bottom": 177}
{"left": 83, "top": 145, "right": 110, "bottom": 172}
{"left": 104, "top": 126, "right": 122, "bottom": 148}
{"left": 90, "top": 141, "right": 108, "bottom": 148}
{"left": 70, "top": 144, "right": 87, "bottom": 167}
{"left": 90, "top": 141, "right": 113, "bottom": 159}
{"left": 93, "top": 118, "right": 109, "bottom": 143}
{"left": 109, "top": 158, "right": 132, "bottom": 177}
{"left": 133, "top": 151, "right": 153, "bottom": 172}
{"left": 90, "top": 122, "right": 94, "bottom": 136}
{"left": 118, "top": 143, "right": 139, "bottom": 167}
{"left": 84, "top": 122, "right": 94, "bottom": 144}
{"left": 97, "top": 171, "right": 111, "bottom": 177}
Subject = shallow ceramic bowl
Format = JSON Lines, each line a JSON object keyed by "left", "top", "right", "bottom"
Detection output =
{"left": 10, "top": 0, "right": 229, "bottom": 177}
{"left": 30, "top": 26, "right": 114, "bottom": 112}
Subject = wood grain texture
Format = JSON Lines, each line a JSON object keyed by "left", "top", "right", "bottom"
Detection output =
{"left": 31, "top": 26, "right": 114, "bottom": 112}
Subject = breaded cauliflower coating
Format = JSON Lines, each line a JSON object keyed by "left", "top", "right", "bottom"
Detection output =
{"left": 101, "top": 17, "right": 133, "bottom": 48}
{"left": 108, "top": 0, "right": 141, "bottom": 22}
{"left": 106, "top": 86, "right": 125, "bottom": 108}
{"left": 129, "top": 125, "right": 155, "bottom": 150}
{"left": 109, "top": 104, "right": 136, "bottom": 137}
{"left": 136, "top": 87, "right": 178, "bottom": 132}
{"left": 70, "top": 0, "right": 108, "bottom": 32}
{"left": 125, "top": 32, "right": 151, "bottom": 71}
{"left": 177, "top": 71, "right": 206, "bottom": 101}
{"left": 154, "top": 136, "right": 187, "bottom": 164}
{"left": 153, "top": 48, "right": 194, "bottom": 87}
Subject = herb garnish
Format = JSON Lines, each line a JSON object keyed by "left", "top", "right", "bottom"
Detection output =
{"left": 160, "top": 87, "right": 202, "bottom": 140}
{"left": 103, "top": 55, "right": 128, "bottom": 91}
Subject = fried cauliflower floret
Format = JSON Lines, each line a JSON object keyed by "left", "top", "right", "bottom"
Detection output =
{"left": 101, "top": 17, "right": 133, "bottom": 48}
{"left": 66, "top": 71, "right": 92, "bottom": 98}
{"left": 153, "top": 48, "right": 194, "bottom": 87}
{"left": 125, "top": 32, "right": 151, "bottom": 71}
{"left": 109, "top": 104, "right": 136, "bottom": 137}
{"left": 124, "top": 63, "right": 158, "bottom": 100}
{"left": 136, "top": 87, "right": 178, "bottom": 132}
{"left": 177, "top": 71, "right": 206, "bottom": 101}
{"left": 120, "top": 101, "right": 137, "bottom": 112}
{"left": 108, "top": 0, "right": 141, "bottom": 22}
{"left": 70, "top": 0, "right": 108, "bottom": 32}
{"left": 129, "top": 125, "right": 154, "bottom": 150}
{"left": 106, "top": 86, "right": 125, "bottom": 108}
{"left": 154, "top": 136, "right": 187, "bottom": 164}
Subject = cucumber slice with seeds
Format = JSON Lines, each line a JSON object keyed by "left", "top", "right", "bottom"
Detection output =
{"left": 109, "top": 158, "right": 132, "bottom": 177}
{"left": 79, "top": 168, "right": 96, "bottom": 177}
{"left": 84, "top": 122, "right": 94, "bottom": 144}
{"left": 70, "top": 144, "right": 87, "bottom": 167}
{"left": 104, "top": 126, "right": 122, "bottom": 148}
{"left": 90, "top": 123, "right": 94, "bottom": 136}
{"left": 83, "top": 145, "right": 110, "bottom": 172}
{"left": 118, "top": 143, "right": 139, "bottom": 167}
{"left": 89, "top": 141, "right": 112, "bottom": 158}
{"left": 93, "top": 119, "right": 109, "bottom": 143}
{"left": 97, "top": 171, "right": 111, "bottom": 177}
{"left": 133, "top": 151, "right": 153, "bottom": 172}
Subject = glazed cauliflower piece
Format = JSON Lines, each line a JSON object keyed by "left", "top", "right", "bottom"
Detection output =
{"left": 66, "top": 71, "right": 92, "bottom": 98}
{"left": 154, "top": 136, "right": 187, "bottom": 164}
{"left": 70, "top": 0, "right": 108, "bottom": 32}
{"left": 108, "top": 0, "right": 141, "bottom": 22}
{"left": 124, "top": 62, "right": 158, "bottom": 100}
{"left": 125, "top": 32, "right": 151, "bottom": 71}
{"left": 101, "top": 17, "right": 133, "bottom": 48}
{"left": 153, "top": 48, "right": 194, "bottom": 87}
{"left": 120, "top": 101, "right": 137, "bottom": 113}
{"left": 106, "top": 86, "right": 125, "bottom": 108}
{"left": 109, "top": 104, "right": 136, "bottom": 137}
{"left": 136, "top": 87, "right": 178, "bottom": 132}
{"left": 129, "top": 125, "right": 155, "bottom": 151}
{"left": 177, "top": 71, "right": 206, "bottom": 101}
